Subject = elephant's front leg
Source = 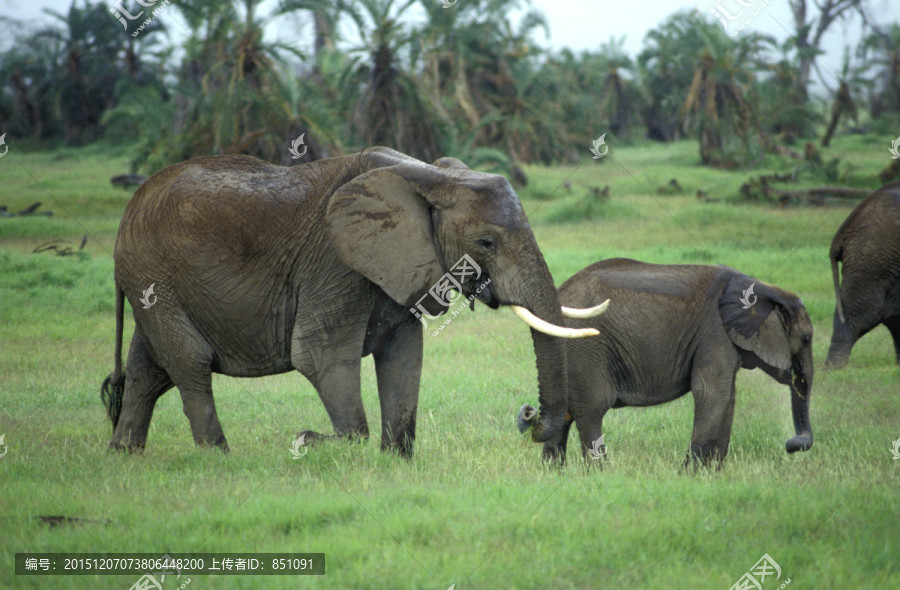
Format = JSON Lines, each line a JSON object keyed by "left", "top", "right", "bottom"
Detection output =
{"left": 686, "top": 369, "right": 737, "bottom": 467}
{"left": 306, "top": 356, "right": 369, "bottom": 442}
{"left": 373, "top": 319, "right": 423, "bottom": 457}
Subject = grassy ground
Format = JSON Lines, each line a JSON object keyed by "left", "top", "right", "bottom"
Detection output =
{"left": 1, "top": 137, "right": 898, "bottom": 589}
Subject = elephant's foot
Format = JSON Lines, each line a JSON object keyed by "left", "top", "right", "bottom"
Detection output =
{"left": 683, "top": 455, "right": 726, "bottom": 471}
{"left": 107, "top": 439, "right": 145, "bottom": 454}
{"left": 294, "top": 430, "right": 330, "bottom": 447}
{"left": 785, "top": 433, "right": 813, "bottom": 453}
{"left": 294, "top": 429, "right": 368, "bottom": 448}
{"left": 541, "top": 446, "right": 567, "bottom": 466}
{"left": 823, "top": 354, "right": 849, "bottom": 370}
{"left": 380, "top": 437, "right": 414, "bottom": 459}
{"left": 196, "top": 439, "right": 230, "bottom": 453}
{"left": 684, "top": 442, "right": 728, "bottom": 470}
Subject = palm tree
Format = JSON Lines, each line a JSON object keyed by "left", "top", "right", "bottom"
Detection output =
{"left": 638, "top": 11, "right": 710, "bottom": 142}
{"left": 341, "top": 0, "right": 450, "bottom": 161}
{"left": 857, "top": 23, "right": 900, "bottom": 119}
{"left": 277, "top": 0, "right": 338, "bottom": 58}
{"left": 753, "top": 39, "right": 819, "bottom": 142}
{"left": 132, "top": 0, "right": 317, "bottom": 167}
{"left": 415, "top": 0, "right": 556, "bottom": 162}
{"left": 593, "top": 37, "right": 638, "bottom": 138}
{"left": 642, "top": 10, "right": 772, "bottom": 166}
{"left": 0, "top": 29, "right": 61, "bottom": 139}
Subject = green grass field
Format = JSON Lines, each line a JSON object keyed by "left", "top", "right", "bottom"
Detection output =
{"left": 1, "top": 138, "right": 898, "bottom": 589}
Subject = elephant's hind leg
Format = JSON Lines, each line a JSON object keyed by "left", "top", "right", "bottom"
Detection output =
{"left": 109, "top": 327, "right": 174, "bottom": 451}
{"left": 147, "top": 315, "right": 228, "bottom": 450}
{"left": 173, "top": 369, "right": 228, "bottom": 450}
{"left": 884, "top": 315, "right": 900, "bottom": 366}
{"left": 373, "top": 320, "right": 422, "bottom": 457}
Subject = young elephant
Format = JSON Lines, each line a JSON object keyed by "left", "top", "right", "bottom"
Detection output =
{"left": 517, "top": 259, "right": 814, "bottom": 466}
{"left": 825, "top": 181, "right": 900, "bottom": 368}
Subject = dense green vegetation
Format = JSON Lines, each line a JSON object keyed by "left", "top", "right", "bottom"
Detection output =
{"left": 1, "top": 0, "right": 899, "bottom": 177}
{"left": 1, "top": 138, "right": 897, "bottom": 589}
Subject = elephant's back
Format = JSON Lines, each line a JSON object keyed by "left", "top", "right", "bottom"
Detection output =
{"left": 832, "top": 183, "right": 900, "bottom": 272}
{"left": 119, "top": 156, "right": 309, "bottom": 245}
{"left": 833, "top": 183, "right": 900, "bottom": 244}
{"left": 559, "top": 258, "right": 723, "bottom": 307}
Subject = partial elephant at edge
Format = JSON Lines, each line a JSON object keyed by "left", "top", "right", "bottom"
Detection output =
{"left": 825, "top": 181, "right": 900, "bottom": 369}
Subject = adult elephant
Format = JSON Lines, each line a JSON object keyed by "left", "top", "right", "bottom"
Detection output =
{"left": 825, "top": 181, "right": 900, "bottom": 368}
{"left": 101, "top": 147, "right": 606, "bottom": 456}
{"left": 517, "top": 259, "right": 814, "bottom": 466}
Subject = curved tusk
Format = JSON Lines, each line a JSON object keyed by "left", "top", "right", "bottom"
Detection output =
{"left": 510, "top": 305, "right": 600, "bottom": 338}
{"left": 561, "top": 299, "right": 610, "bottom": 319}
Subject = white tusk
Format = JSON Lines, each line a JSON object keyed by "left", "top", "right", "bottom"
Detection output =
{"left": 561, "top": 299, "right": 610, "bottom": 319}
{"left": 510, "top": 305, "right": 600, "bottom": 338}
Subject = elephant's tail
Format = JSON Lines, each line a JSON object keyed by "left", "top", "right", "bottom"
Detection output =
{"left": 101, "top": 285, "right": 125, "bottom": 432}
{"left": 830, "top": 240, "right": 845, "bottom": 323}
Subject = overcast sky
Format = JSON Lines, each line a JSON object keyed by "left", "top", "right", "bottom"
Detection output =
{"left": 3, "top": 0, "right": 899, "bottom": 92}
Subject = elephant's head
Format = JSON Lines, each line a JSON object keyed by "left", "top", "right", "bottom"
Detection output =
{"left": 719, "top": 276, "right": 814, "bottom": 453}
{"left": 325, "top": 151, "right": 605, "bottom": 442}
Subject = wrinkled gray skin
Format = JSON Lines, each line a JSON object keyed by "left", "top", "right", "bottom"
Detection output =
{"left": 825, "top": 182, "right": 900, "bottom": 368}
{"left": 102, "top": 147, "right": 571, "bottom": 456}
{"left": 517, "top": 259, "right": 814, "bottom": 466}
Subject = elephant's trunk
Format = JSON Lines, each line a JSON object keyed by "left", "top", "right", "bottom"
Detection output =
{"left": 518, "top": 277, "right": 573, "bottom": 443}
{"left": 785, "top": 349, "right": 813, "bottom": 453}
{"left": 529, "top": 328, "right": 569, "bottom": 442}
{"left": 517, "top": 404, "right": 537, "bottom": 433}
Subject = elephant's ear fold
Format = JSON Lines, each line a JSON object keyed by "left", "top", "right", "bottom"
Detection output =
{"left": 325, "top": 164, "right": 444, "bottom": 308}
{"left": 431, "top": 156, "right": 469, "bottom": 170}
{"left": 718, "top": 275, "right": 791, "bottom": 371}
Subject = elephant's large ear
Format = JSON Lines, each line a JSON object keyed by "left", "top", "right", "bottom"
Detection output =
{"left": 718, "top": 275, "right": 791, "bottom": 371}
{"left": 325, "top": 164, "right": 445, "bottom": 308}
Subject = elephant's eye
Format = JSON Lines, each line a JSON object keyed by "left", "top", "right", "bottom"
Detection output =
{"left": 476, "top": 236, "right": 496, "bottom": 250}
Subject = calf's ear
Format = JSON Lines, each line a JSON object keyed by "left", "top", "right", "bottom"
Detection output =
{"left": 718, "top": 275, "right": 791, "bottom": 371}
